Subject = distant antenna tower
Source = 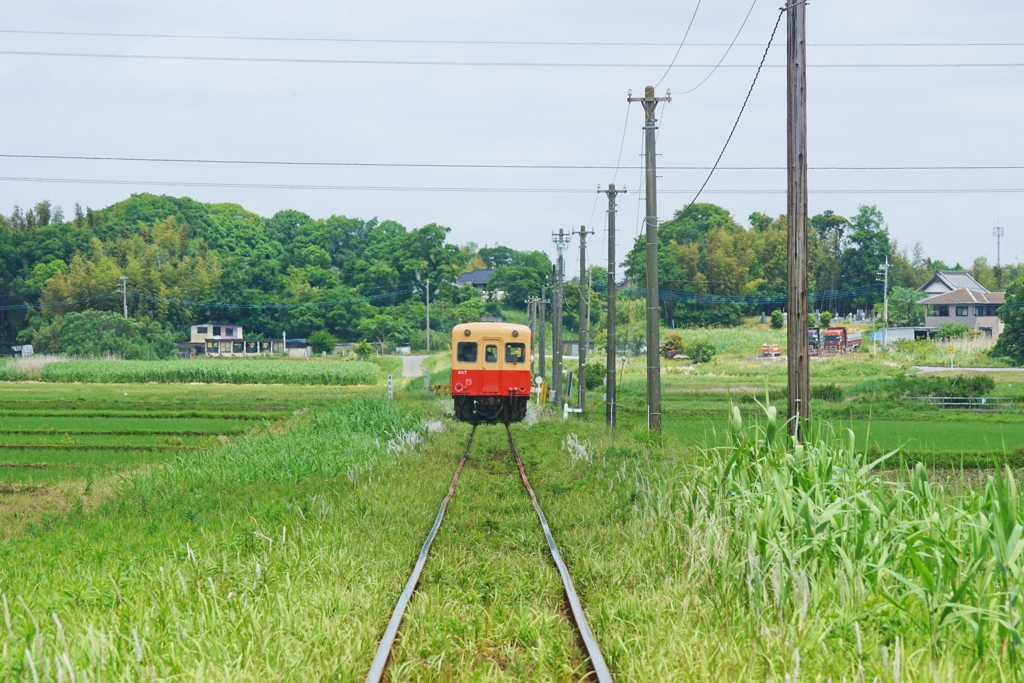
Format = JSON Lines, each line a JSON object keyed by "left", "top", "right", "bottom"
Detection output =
{"left": 994, "top": 226, "right": 1005, "bottom": 267}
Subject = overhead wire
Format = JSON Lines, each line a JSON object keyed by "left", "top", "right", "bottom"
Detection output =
{"left": 683, "top": 7, "right": 784, "bottom": 210}
{"left": 1, "top": 50, "right": 1022, "bottom": 68}
{"left": 673, "top": 0, "right": 758, "bottom": 95}
{"left": 1, "top": 29, "right": 1020, "bottom": 48}
{"left": 654, "top": 0, "right": 702, "bottom": 88}
{"left": 1, "top": 154, "right": 1018, "bottom": 171}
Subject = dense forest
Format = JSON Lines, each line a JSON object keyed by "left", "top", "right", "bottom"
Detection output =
{"left": 0, "top": 194, "right": 1017, "bottom": 356}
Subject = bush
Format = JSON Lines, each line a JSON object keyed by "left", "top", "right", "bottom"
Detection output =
{"left": 887, "top": 373, "right": 995, "bottom": 399}
{"left": 31, "top": 310, "right": 176, "bottom": 359}
{"left": 770, "top": 310, "right": 784, "bottom": 329}
{"left": 684, "top": 338, "right": 717, "bottom": 364}
{"left": 819, "top": 311, "right": 833, "bottom": 328}
{"left": 307, "top": 330, "right": 337, "bottom": 355}
{"left": 353, "top": 340, "right": 373, "bottom": 360}
{"left": 811, "top": 383, "right": 845, "bottom": 402}
{"left": 935, "top": 322, "right": 972, "bottom": 341}
{"left": 584, "top": 361, "right": 606, "bottom": 390}
{"left": 660, "top": 331, "right": 684, "bottom": 354}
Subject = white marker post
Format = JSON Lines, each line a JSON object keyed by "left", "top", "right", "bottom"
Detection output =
{"left": 388, "top": 374, "right": 393, "bottom": 400}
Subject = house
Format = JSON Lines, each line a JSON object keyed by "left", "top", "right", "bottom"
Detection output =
{"left": 917, "top": 289, "right": 1004, "bottom": 339}
{"left": 175, "top": 323, "right": 285, "bottom": 358}
{"left": 919, "top": 270, "right": 988, "bottom": 295}
{"left": 916, "top": 271, "right": 1004, "bottom": 340}
{"left": 456, "top": 268, "right": 493, "bottom": 291}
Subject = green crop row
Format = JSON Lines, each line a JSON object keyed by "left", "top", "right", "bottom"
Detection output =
{"left": 7, "top": 359, "right": 382, "bottom": 386}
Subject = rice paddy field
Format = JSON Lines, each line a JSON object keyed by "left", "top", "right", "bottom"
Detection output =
{"left": 2, "top": 340, "right": 1024, "bottom": 680}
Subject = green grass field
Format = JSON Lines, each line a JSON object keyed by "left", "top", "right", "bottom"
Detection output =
{"left": 3, "top": 346, "right": 1024, "bottom": 680}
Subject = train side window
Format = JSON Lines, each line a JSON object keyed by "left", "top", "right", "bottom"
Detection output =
{"left": 485, "top": 344, "right": 498, "bottom": 363}
{"left": 456, "top": 342, "right": 478, "bottom": 363}
{"left": 505, "top": 343, "right": 526, "bottom": 364}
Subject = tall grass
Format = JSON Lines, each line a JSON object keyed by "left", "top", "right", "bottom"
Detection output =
{"left": 0, "top": 397, "right": 429, "bottom": 680}
{"left": 35, "top": 358, "right": 381, "bottom": 385}
{"left": 633, "top": 404, "right": 1024, "bottom": 675}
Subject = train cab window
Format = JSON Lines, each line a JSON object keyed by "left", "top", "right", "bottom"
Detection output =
{"left": 456, "top": 342, "right": 478, "bottom": 363}
{"left": 505, "top": 343, "right": 526, "bottom": 364}
{"left": 485, "top": 344, "right": 498, "bottom": 363}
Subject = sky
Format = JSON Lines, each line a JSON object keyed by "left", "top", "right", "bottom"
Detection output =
{"left": 1, "top": 0, "right": 1022, "bottom": 276}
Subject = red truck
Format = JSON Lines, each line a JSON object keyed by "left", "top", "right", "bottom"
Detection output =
{"left": 822, "top": 327, "right": 862, "bottom": 354}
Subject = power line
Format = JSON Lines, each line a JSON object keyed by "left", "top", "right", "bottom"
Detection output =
{"left": 684, "top": 8, "right": 784, "bottom": 209}
{"left": 6, "top": 153, "right": 1021, "bottom": 171}
{"left": 2, "top": 176, "right": 1024, "bottom": 194}
{"left": 673, "top": 0, "right": 758, "bottom": 95}
{"left": 2, "top": 50, "right": 1023, "bottom": 68}
{"left": 654, "top": 0, "right": 702, "bottom": 89}
{"left": 1, "top": 29, "right": 1021, "bottom": 48}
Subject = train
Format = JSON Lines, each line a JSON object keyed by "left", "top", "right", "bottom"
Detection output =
{"left": 451, "top": 322, "right": 532, "bottom": 424}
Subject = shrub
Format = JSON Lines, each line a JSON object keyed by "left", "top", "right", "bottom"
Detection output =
{"left": 307, "top": 330, "right": 337, "bottom": 355}
{"left": 819, "top": 311, "right": 833, "bottom": 328}
{"left": 584, "top": 361, "right": 606, "bottom": 390}
{"left": 887, "top": 373, "right": 995, "bottom": 398}
{"left": 811, "top": 383, "right": 845, "bottom": 402}
{"left": 353, "top": 340, "right": 373, "bottom": 360}
{"left": 660, "top": 331, "right": 684, "bottom": 354}
{"left": 684, "top": 338, "right": 717, "bottom": 364}
{"left": 770, "top": 310, "right": 784, "bottom": 329}
{"left": 935, "top": 322, "right": 972, "bottom": 341}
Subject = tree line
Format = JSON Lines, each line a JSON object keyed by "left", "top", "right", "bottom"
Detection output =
{"left": 0, "top": 194, "right": 1017, "bottom": 358}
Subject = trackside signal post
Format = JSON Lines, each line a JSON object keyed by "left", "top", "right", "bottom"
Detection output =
{"left": 600, "top": 184, "right": 626, "bottom": 427}
{"left": 786, "top": 1, "right": 810, "bottom": 439}
{"left": 628, "top": 85, "right": 670, "bottom": 432}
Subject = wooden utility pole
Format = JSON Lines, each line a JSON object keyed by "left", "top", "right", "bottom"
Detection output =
{"left": 786, "top": 1, "right": 810, "bottom": 439}
{"left": 575, "top": 225, "right": 593, "bottom": 413}
{"left": 538, "top": 285, "right": 547, "bottom": 380}
{"left": 601, "top": 183, "right": 626, "bottom": 427}
{"left": 628, "top": 86, "right": 671, "bottom": 432}
{"left": 552, "top": 230, "right": 572, "bottom": 406}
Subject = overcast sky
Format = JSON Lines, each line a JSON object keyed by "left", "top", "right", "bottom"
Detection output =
{"left": 1, "top": 1, "right": 1022, "bottom": 275}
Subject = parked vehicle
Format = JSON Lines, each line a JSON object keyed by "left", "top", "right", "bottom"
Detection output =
{"left": 809, "top": 327, "right": 821, "bottom": 356}
{"left": 822, "top": 327, "right": 862, "bottom": 354}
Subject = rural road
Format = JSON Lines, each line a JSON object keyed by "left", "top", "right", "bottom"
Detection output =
{"left": 914, "top": 365, "right": 1024, "bottom": 373}
{"left": 400, "top": 355, "right": 430, "bottom": 377}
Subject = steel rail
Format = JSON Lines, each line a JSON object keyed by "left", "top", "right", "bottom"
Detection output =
{"left": 505, "top": 425, "right": 613, "bottom": 683}
{"left": 365, "top": 425, "right": 476, "bottom": 683}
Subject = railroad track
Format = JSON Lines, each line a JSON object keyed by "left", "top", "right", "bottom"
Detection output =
{"left": 365, "top": 424, "right": 612, "bottom": 683}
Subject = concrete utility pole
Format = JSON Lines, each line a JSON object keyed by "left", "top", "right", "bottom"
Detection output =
{"left": 116, "top": 275, "right": 128, "bottom": 319}
{"left": 628, "top": 85, "right": 670, "bottom": 432}
{"left": 539, "top": 285, "right": 547, "bottom": 381}
{"left": 425, "top": 279, "right": 430, "bottom": 353}
{"left": 575, "top": 225, "right": 593, "bottom": 413}
{"left": 552, "top": 230, "right": 572, "bottom": 406}
{"left": 786, "top": 0, "right": 810, "bottom": 440}
{"left": 877, "top": 257, "right": 890, "bottom": 347}
{"left": 601, "top": 183, "right": 626, "bottom": 428}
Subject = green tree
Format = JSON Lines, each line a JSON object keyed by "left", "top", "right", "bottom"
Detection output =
{"left": 771, "top": 310, "right": 785, "bottom": 329}
{"left": 684, "top": 338, "right": 717, "bottom": 364}
{"left": 307, "top": 330, "right": 337, "bottom": 355}
{"left": 819, "top": 311, "right": 832, "bottom": 328}
{"left": 353, "top": 340, "right": 373, "bottom": 360}
{"left": 31, "top": 310, "right": 176, "bottom": 359}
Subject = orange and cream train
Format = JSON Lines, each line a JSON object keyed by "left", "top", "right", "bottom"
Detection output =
{"left": 450, "top": 322, "right": 532, "bottom": 424}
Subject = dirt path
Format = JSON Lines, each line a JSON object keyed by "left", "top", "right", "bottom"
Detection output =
{"left": 400, "top": 355, "right": 430, "bottom": 378}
